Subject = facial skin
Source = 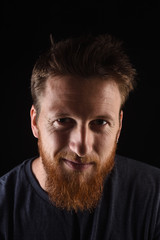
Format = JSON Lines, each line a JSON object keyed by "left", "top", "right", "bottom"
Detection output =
{"left": 31, "top": 76, "right": 123, "bottom": 211}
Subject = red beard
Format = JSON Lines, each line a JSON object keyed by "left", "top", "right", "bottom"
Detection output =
{"left": 38, "top": 137, "right": 117, "bottom": 212}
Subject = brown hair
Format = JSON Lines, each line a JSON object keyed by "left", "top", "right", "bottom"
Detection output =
{"left": 31, "top": 34, "right": 137, "bottom": 117}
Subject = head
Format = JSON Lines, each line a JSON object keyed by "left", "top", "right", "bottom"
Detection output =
{"left": 30, "top": 34, "right": 136, "bottom": 211}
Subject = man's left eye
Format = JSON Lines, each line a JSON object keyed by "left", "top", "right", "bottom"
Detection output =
{"left": 90, "top": 119, "right": 108, "bottom": 126}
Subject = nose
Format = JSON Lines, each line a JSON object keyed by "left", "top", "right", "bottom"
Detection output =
{"left": 69, "top": 124, "right": 93, "bottom": 157}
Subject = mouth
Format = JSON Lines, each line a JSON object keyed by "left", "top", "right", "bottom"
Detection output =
{"left": 62, "top": 158, "right": 93, "bottom": 171}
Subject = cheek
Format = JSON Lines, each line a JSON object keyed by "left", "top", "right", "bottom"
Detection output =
{"left": 93, "top": 132, "right": 117, "bottom": 158}
{"left": 43, "top": 131, "right": 70, "bottom": 155}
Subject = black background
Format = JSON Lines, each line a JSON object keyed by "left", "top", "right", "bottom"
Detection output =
{"left": 2, "top": 1, "right": 160, "bottom": 176}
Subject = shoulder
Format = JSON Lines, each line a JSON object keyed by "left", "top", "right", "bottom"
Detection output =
{"left": 115, "top": 154, "right": 160, "bottom": 174}
{"left": 0, "top": 158, "right": 34, "bottom": 236}
{"left": 0, "top": 158, "right": 34, "bottom": 197}
{"left": 0, "top": 158, "right": 35, "bottom": 225}
{"left": 105, "top": 155, "right": 160, "bottom": 238}
{"left": 115, "top": 154, "right": 160, "bottom": 190}
{"left": 0, "top": 160, "right": 26, "bottom": 183}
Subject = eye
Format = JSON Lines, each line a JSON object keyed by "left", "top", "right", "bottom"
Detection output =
{"left": 90, "top": 119, "right": 108, "bottom": 132}
{"left": 57, "top": 118, "right": 72, "bottom": 124}
{"left": 90, "top": 119, "right": 108, "bottom": 126}
{"left": 54, "top": 118, "right": 75, "bottom": 130}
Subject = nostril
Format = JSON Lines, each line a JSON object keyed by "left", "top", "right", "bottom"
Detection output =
{"left": 69, "top": 140, "right": 92, "bottom": 158}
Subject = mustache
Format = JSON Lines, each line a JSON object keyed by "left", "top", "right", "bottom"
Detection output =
{"left": 55, "top": 151, "right": 99, "bottom": 164}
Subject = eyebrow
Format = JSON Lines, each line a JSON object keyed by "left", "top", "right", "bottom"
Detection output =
{"left": 54, "top": 113, "right": 71, "bottom": 118}
{"left": 47, "top": 112, "right": 71, "bottom": 121}
{"left": 48, "top": 112, "right": 115, "bottom": 122}
{"left": 95, "top": 113, "right": 115, "bottom": 121}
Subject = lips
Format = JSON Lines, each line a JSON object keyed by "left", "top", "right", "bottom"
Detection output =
{"left": 62, "top": 158, "right": 93, "bottom": 171}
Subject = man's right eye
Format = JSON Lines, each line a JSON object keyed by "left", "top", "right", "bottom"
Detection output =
{"left": 57, "top": 118, "right": 66, "bottom": 123}
{"left": 57, "top": 118, "right": 73, "bottom": 124}
{"left": 54, "top": 118, "right": 75, "bottom": 129}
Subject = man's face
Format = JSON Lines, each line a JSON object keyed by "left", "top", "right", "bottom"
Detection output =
{"left": 31, "top": 76, "right": 123, "bottom": 211}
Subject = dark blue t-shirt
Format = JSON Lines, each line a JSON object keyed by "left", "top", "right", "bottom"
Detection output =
{"left": 0, "top": 155, "right": 160, "bottom": 240}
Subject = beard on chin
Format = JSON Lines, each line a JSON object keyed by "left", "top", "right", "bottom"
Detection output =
{"left": 38, "top": 137, "right": 117, "bottom": 212}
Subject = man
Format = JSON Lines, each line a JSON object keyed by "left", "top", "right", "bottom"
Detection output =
{"left": 0, "top": 34, "right": 160, "bottom": 239}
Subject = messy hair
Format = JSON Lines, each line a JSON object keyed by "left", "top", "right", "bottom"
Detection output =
{"left": 31, "top": 34, "right": 137, "bottom": 117}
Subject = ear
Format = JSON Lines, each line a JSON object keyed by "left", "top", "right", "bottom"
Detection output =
{"left": 30, "top": 105, "right": 39, "bottom": 138}
{"left": 117, "top": 110, "right": 123, "bottom": 143}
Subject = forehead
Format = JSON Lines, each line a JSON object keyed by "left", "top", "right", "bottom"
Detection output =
{"left": 41, "top": 76, "right": 121, "bottom": 118}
